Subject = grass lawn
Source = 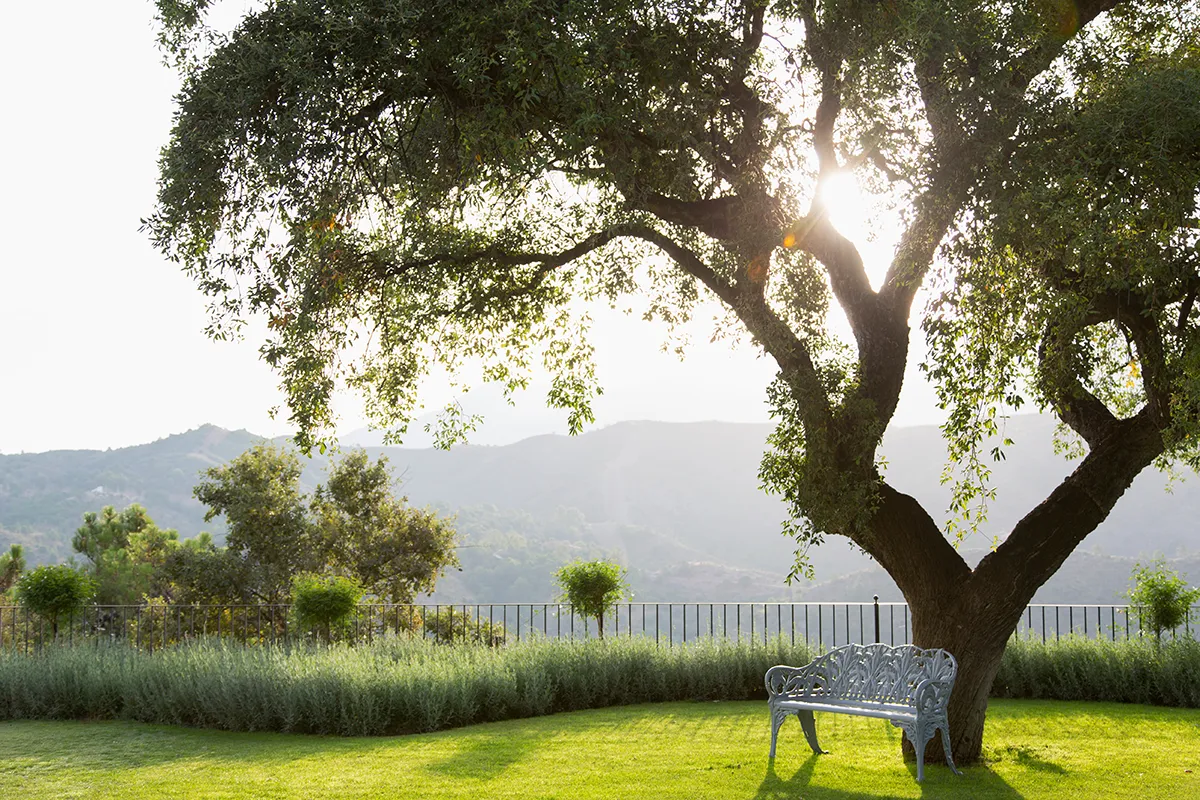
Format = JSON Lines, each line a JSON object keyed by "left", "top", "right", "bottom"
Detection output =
{"left": 1, "top": 699, "right": 1198, "bottom": 799}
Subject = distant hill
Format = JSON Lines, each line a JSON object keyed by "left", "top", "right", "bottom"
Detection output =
{"left": 1, "top": 415, "right": 1198, "bottom": 602}
{"left": 0, "top": 425, "right": 266, "bottom": 564}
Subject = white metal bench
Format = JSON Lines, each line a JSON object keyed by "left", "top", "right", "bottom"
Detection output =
{"left": 765, "top": 643, "right": 962, "bottom": 781}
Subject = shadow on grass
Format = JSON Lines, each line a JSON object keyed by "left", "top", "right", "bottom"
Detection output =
{"left": 985, "top": 744, "right": 1067, "bottom": 775}
{"left": 423, "top": 730, "right": 548, "bottom": 781}
{"left": 754, "top": 756, "right": 1028, "bottom": 799}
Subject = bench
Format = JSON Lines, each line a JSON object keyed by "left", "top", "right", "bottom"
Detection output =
{"left": 765, "top": 642, "right": 961, "bottom": 782}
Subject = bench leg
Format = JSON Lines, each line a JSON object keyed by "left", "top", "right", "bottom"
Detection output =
{"left": 769, "top": 706, "right": 789, "bottom": 758}
{"left": 797, "top": 710, "right": 826, "bottom": 755}
{"left": 940, "top": 726, "right": 962, "bottom": 776}
{"left": 913, "top": 728, "right": 928, "bottom": 783}
{"left": 897, "top": 721, "right": 934, "bottom": 783}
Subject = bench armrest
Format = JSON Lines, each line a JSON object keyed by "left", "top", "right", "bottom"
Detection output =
{"left": 765, "top": 664, "right": 824, "bottom": 699}
{"left": 911, "top": 678, "right": 954, "bottom": 718}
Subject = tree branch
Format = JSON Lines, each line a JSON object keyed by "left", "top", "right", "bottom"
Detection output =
{"left": 624, "top": 227, "right": 832, "bottom": 425}
{"left": 860, "top": 482, "right": 972, "bottom": 609}
{"left": 972, "top": 406, "right": 1163, "bottom": 611}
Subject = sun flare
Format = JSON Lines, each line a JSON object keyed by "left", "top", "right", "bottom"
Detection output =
{"left": 815, "top": 170, "right": 900, "bottom": 290}
{"left": 819, "top": 170, "right": 870, "bottom": 244}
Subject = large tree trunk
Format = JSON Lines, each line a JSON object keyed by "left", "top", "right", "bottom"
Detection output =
{"left": 905, "top": 589, "right": 1025, "bottom": 765}
{"left": 867, "top": 486, "right": 1023, "bottom": 766}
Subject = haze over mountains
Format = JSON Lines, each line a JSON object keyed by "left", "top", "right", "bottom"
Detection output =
{"left": 1, "top": 414, "right": 1196, "bottom": 604}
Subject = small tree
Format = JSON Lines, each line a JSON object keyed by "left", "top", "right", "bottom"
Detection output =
{"left": 1127, "top": 560, "right": 1200, "bottom": 649}
{"left": 554, "top": 560, "right": 629, "bottom": 639}
{"left": 16, "top": 565, "right": 96, "bottom": 639}
{"left": 291, "top": 573, "right": 363, "bottom": 643}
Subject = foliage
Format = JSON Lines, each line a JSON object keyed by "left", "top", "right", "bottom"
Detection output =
{"left": 72, "top": 505, "right": 180, "bottom": 604}
{"left": 4, "top": 634, "right": 1200, "bottom": 740}
{"left": 126, "top": 596, "right": 179, "bottom": 652}
{"left": 173, "top": 445, "right": 456, "bottom": 605}
{"left": 423, "top": 607, "right": 506, "bottom": 646}
{"left": 0, "top": 636, "right": 810, "bottom": 734}
{"left": 925, "top": 34, "right": 1200, "bottom": 530}
{"left": 311, "top": 450, "right": 459, "bottom": 603}
{"left": 554, "top": 559, "right": 629, "bottom": 638}
{"left": 192, "top": 444, "right": 317, "bottom": 603}
{"left": 0, "top": 544, "right": 24, "bottom": 595}
{"left": 291, "top": 573, "right": 364, "bottom": 641}
{"left": 1126, "top": 559, "right": 1200, "bottom": 646}
{"left": 145, "top": 0, "right": 1200, "bottom": 574}
{"left": 994, "top": 635, "right": 1200, "bottom": 707}
{"left": 15, "top": 566, "right": 96, "bottom": 636}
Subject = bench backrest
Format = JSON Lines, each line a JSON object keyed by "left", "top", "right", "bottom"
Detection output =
{"left": 791, "top": 643, "right": 957, "bottom": 705}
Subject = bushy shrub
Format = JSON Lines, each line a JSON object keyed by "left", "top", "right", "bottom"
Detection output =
{"left": 16, "top": 565, "right": 96, "bottom": 638}
{"left": 5, "top": 634, "right": 1200, "bottom": 737}
{"left": 291, "top": 574, "right": 364, "bottom": 642}
{"left": 993, "top": 635, "right": 1200, "bottom": 707}
{"left": 554, "top": 560, "right": 629, "bottom": 638}
{"left": 0, "top": 635, "right": 811, "bottom": 734}
{"left": 1127, "top": 559, "right": 1200, "bottom": 647}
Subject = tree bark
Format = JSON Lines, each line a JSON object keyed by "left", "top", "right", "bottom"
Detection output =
{"left": 904, "top": 587, "right": 1024, "bottom": 766}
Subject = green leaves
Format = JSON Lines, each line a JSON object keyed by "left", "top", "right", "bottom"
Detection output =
{"left": 193, "top": 444, "right": 316, "bottom": 603}
{"left": 1127, "top": 558, "right": 1200, "bottom": 646}
{"left": 72, "top": 505, "right": 181, "bottom": 605}
{"left": 311, "top": 449, "right": 460, "bottom": 603}
{"left": 925, "top": 30, "right": 1200, "bottom": 535}
{"left": 291, "top": 572, "right": 364, "bottom": 639}
{"left": 16, "top": 565, "right": 96, "bottom": 635}
{"left": 554, "top": 559, "right": 629, "bottom": 636}
{"left": 148, "top": 0, "right": 792, "bottom": 450}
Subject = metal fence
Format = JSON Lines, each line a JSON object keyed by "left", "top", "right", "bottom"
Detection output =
{"left": 1, "top": 599, "right": 1196, "bottom": 653}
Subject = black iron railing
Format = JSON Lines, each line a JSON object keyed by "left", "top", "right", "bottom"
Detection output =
{"left": 0, "top": 600, "right": 1195, "bottom": 653}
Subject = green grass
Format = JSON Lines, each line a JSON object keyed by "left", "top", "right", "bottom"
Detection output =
{"left": 2, "top": 699, "right": 1198, "bottom": 799}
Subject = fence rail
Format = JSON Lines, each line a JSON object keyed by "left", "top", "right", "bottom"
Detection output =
{"left": 1, "top": 600, "right": 1195, "bottom": 653}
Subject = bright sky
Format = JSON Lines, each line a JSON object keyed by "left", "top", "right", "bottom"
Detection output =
{"left": 0, "top": 1, "right": 944, "bottom": 455}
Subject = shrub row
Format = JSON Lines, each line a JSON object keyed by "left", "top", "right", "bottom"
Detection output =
{"left": 993, "top": 635, "right": 1200, "bottom": 707}
{"left": 0, "top": 636, "right": 811, "bottom": 735}
{"left": 3, "top": 635, "right": 1198, "bottom": 736}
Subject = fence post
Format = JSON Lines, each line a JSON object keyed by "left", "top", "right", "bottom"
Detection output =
{"left": 873, "top": 596, "right": 880, "bottom": 644}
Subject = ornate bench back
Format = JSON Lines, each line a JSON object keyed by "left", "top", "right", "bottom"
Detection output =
{"left": 776, "top": 643, "right": 957, "bottom": 705}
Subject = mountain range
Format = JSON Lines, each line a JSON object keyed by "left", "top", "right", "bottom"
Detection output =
{"left": 1, "top": 414, "right": 1197, "bottom": 603}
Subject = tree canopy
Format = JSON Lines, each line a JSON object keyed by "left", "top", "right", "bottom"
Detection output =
{"left": 554, "top": 559, "right": 630, "bottom": 638}
{"left": 73, "top": 505, "right": 181, "bottom": 604}
{"left": 174, "top": 444, "right": 458, "bottom": 604}
{"left": 150, "top": 0, "right": 1200, "bottom": 763}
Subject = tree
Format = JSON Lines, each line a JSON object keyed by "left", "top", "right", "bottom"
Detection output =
{"left": 160, "top": 533, "right": 250, "bottom": 605}
{"left": 311, "top": 450, "right": 459, "bottom": 603}
{"left": 182, "top": 444, "right": 458, "bottom": 604}
{"left": 0, "top": 545, "right": 24, "bottom": 595}
{"left": 555, "top": 559, "right": 630, "bottom": 638}
{"left": 149, "top": 0, "right": 1200, "bottom": 764}
{"left": 1127, "top": 560, "right": 1200, "bottom": 648}
{"left": 193, "top": 444, "right": 318, "bottom": 603}
{"left": 16, "top": 565, "right": 96, "bottom": 638}
{"left": 73, "top": 505, "right": 180, "bottom": 604}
